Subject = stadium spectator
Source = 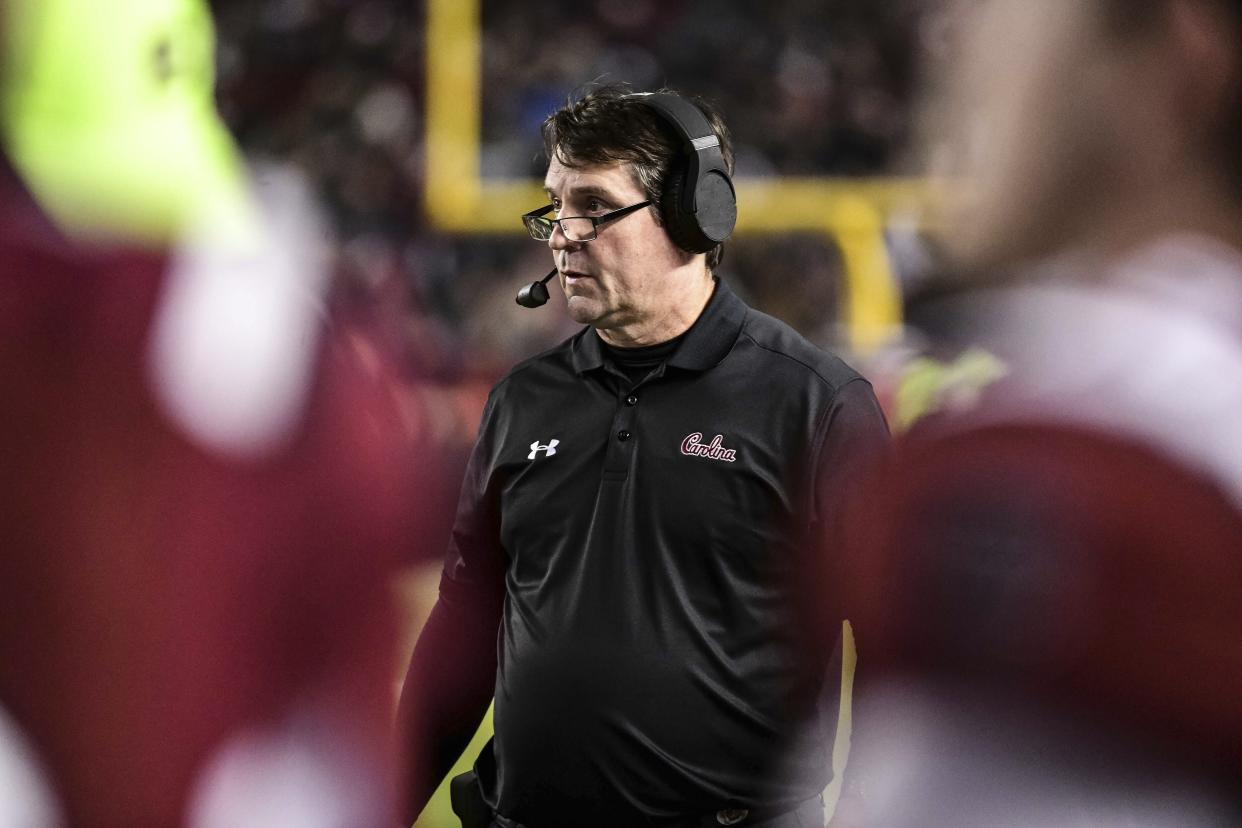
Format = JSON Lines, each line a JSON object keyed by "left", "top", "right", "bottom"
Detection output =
{"left": 398, "top": 85, "right": 889, "bottom": 828}
{"left": 834, "top": 0, "right": 1242, "bottom": 823}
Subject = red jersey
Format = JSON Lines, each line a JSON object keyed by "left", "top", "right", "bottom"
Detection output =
{"left": 0, "top": 161, "right": 422, "bottom": 826}
{"left": 840, "top": 235, "right": 1242, "bottom": 781}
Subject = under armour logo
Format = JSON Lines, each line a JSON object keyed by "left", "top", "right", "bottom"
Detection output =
{"left": 528, "top": 439, "right": 560, "bottom": 459}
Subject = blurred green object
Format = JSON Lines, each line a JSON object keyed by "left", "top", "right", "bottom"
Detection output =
{"left": 894, "top": 348, "right": 1010, "bottom": 431}
{"left": 0, "top": 0, "right": 250, "bottom": 243}
{"left": 414, "top": 705, "right": 494, "bottom": 828}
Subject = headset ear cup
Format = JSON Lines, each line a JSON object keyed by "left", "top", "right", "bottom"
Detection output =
{"left": 659, "top": 168, "right": 714, "bottom": 254}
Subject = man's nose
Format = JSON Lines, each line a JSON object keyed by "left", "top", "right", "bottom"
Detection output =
{"left": 547, "top": 221, "right": 580, "bottom": 252}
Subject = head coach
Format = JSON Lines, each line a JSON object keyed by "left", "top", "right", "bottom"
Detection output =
{"left": 398, "top": 84, "right": 889, "bottom": 828}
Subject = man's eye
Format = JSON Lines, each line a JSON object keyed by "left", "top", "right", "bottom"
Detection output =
{"left": 586, "top": 198, "right": 604, "bottom": 213}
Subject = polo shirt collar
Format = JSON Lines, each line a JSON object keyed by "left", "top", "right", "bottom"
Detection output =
{"left": 666, "top": 277, "right": 746, "bottom": 371}
{"left": 570, "top": 277, "right": 747, "bottom": 374}
{"left": 571, "top": 322, "right": 605, "bottom": 374}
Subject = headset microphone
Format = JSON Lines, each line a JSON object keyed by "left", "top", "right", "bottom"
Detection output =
{"left": 516, "top": 268, "right": 558, "bottom": 308}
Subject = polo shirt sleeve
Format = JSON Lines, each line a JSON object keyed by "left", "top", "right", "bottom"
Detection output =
{"left": 812, "top": 377, "right": 892, "bottom": 550}
{"left": 799, "top": 376, "right": 891, "bottom": 647}
{"left": 398, "top": 390, "right": 509, "bottom": 823}
{"left": 800, "top": 376, "right": 890, "bottom": 742}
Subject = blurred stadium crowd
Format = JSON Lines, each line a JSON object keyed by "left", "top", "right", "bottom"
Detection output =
{"left": 211, "top": 0, "right": 930, "bottom": 367}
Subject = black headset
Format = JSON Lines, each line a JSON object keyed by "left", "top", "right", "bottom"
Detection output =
{"left": 626, "top": 92, "right": 738, "bottom": 254}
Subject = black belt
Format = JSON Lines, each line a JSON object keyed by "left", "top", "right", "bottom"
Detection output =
{"left": 484, "top": 794, "right": 822, "bottom": 828}
{"left": 454, "top": 768, "right": 822, "bottom": 828}
{"left": 683, "top": 795, "right": 823, "bottom": 827}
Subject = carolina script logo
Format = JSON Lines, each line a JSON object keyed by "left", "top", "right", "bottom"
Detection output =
{"left": 680, "top": 432, "right": 737, "bottom": 463}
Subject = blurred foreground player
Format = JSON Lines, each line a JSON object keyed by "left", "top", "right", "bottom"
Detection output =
{"left": 838, "top": 0, "right": 1242, "bottom": 824}
{"left": 0, "top": 0, "right": 423, "bottom": 824}
{"left": 399, "top": 85, "right": 888, "bottom": 828}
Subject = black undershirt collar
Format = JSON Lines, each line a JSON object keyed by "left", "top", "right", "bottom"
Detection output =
{"left": 598, "top": 331, "right": 685, "bottom": 385}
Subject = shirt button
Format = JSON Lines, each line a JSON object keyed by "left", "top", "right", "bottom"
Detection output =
{"left": 625, "top": 394, "right": 638, "bottom": 406}
{"left": 617, "top": 430, "right": 632, "bottom": 442}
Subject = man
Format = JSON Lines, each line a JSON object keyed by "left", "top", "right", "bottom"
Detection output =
{"left": 835, "top": 1, "right": 1242, "bottom": 823}
{"left": 399, "top": 85, "right": 889, "bottom": 828}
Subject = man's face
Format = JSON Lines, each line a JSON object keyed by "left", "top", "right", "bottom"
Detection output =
{"left": 543, "top": 157, "right": 691, "bottom": 332}
{"left": 930, "top": 0, "right": 1154, "bottom": 271}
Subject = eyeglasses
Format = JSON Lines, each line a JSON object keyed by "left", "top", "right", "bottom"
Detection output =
{"left": 522, "top": 200, "right": 652, "bottom": 242}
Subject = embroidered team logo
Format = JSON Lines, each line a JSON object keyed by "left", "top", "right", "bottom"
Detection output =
{"left": 680, "top": 432, "right": 737, "bottom": 463}
{"left": 528, "top": 439, "right": 560, "bottom": 460}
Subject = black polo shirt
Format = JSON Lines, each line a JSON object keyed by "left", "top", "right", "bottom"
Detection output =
{"left": 416, "top": 278, "right": 888, "bottom": 828}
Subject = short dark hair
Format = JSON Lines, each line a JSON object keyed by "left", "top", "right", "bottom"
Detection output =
{"left": 541, "top": 83, "right": 735, "bottom": 271}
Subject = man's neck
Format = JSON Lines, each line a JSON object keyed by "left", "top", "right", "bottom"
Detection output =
{"left": 596, "top": 273, "right": 716, "bottom": 348}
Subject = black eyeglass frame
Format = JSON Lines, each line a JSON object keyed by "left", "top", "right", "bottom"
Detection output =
{"left": 521, "top": 200, "right": 653, "bottom": 242}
